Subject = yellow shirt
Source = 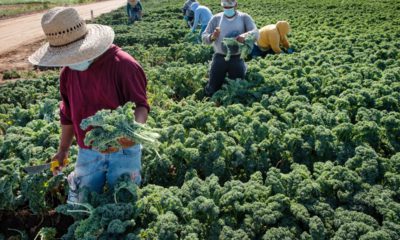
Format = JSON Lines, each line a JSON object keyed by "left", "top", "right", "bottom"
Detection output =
{"left": 257, "top": 25, "right": 280, "bottom": 50}
{"left": 256, "top": 23, "right": 290, "bottom": 54}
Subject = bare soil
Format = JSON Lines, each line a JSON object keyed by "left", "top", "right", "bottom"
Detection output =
{"left": 0, "top": 40, "right": 45, "bottom": 83}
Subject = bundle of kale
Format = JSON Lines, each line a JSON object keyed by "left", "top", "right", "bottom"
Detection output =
{"left": 222, "top": 32, "right": 256, "bottom": 61}
{"left": 80, "top": 102, "right": 160, "bottom": 154}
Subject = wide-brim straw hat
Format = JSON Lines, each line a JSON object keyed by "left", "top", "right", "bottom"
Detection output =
{"left": 28, "top": 7, "right": 114, "bottom": 67}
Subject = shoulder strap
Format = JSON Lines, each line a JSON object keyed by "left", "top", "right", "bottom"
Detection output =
{"left": 242, "top": 13, "right": 248, "bottom": 33}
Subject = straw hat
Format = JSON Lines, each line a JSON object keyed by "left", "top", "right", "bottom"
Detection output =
{"left": 28, "top": 7, "right": 114, "bottom": 67}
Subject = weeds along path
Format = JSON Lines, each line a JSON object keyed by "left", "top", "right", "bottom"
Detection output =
{"left": 0, "top": 0, "right": 126, "bottom": 55}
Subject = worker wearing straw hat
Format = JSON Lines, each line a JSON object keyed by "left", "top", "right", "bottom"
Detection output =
{"left": 28, "top": 7, "right": 149, "bottom": 203}
{"left": 202, "top": 0, "right": 259, "bottom": 97}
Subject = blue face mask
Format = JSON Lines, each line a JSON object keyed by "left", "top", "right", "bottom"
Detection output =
{"left": 223, "top": 8, "right": 235, "bottom": 17}
{"left": 68, "top": 60, "right": 93, "bottom": 71}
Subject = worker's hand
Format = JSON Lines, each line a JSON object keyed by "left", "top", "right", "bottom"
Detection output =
{"left": 211, "top": 27, "right": 220, "bottom": 41}
{"left": 118, "top": 137, "right": 135, "bottom": 148}
{"left": 52, "top": 150, "right": 68, "bottom": 176}
{"left": 236, "top": 35, "right": 245, "bottom": 43}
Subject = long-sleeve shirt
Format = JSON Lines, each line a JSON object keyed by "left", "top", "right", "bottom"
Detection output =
{"left": 182, "top": 0, "right": 196, "bottom": 17}
{"left": 60, "top": 45, "right": 149, "bottom": 149}
{"left": 191, "top": 5, "right": 213, "bottom": 30}
{"left": 127, "top": 0, "right": 142, "bottom": 15}
{"left": 202, "top": 11, "right": 259, "bottom": 55}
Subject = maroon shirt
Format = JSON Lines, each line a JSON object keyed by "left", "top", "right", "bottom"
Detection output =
{"left": 59, "top": 44, "right": 149, "bottom": 149}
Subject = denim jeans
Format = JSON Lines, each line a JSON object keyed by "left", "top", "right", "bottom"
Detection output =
{"left": 67, "top": 144, "right": 142, "bottom": 203}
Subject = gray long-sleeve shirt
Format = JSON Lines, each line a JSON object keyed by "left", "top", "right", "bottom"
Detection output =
{"left": 202, "top": 11, "right": 259, "bottom": 55}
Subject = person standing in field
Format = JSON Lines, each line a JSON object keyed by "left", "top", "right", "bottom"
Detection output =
{"left": 202, "top": 0, "right": 259, "bottom": 97}
{"left": 127, "top": 0, "right": 143, "bottom": 24}
{"left": 28, "top": 7, "right": 149, "bottom": 203}
{"left": 182, "top": 0, "right": 197, "bottom": 28}
{"left": 251, "top": 21, "right": 293, "bottom": 58}
{"left": 190, "top": 2, "right": 213, "bottom": 43}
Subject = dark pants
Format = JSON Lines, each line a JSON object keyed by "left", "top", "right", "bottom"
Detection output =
{"left": 250, "top": 44, "right": 276, "bottom": 58}
{"left": 204, "top": 53, "right": 246, "bottom": 97}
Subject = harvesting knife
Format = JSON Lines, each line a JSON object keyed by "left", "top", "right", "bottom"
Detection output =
{"left": 23, "top": 158, "right": 69, "bottom": 175}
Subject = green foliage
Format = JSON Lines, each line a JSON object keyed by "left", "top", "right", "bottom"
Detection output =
{"left": 34, "top": 227, "right": 56, "bottom": 240}
{"left": 20, "top": 174, "right": 66, "bottom": 214}
{"left": 1, "top": 0, "right": 400, "bottom": 238}
{"left": 80, "top": 102, "right": 160, "bottom": 152}
{"left": 2, "top": 70, "right": 21, "bottom": 80}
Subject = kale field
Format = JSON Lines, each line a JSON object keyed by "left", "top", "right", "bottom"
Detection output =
{"left": 0, "top": 0, "right": 400, "bottom": 239}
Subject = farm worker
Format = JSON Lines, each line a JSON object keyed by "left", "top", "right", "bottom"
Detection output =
{"left": 251, "top": 21, "right": 293, "bottom": 57}
{"left": 190, "top": 2, "right": 213, "bottom": 42}
{"left": 182, "top": 0, "right": 197, "bottom": 28}
{"left": 127, "top": 0, "right": 143, "bottom": 24}
{"left": 202, "top": 0, "right": 259, "bottom": 97}
{"left": 28, "top": 7, "right": 149, "bottom": 203}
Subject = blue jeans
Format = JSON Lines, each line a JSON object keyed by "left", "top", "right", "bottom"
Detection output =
{"left": 67, "top": 144, "right": 142, "bottom": 203}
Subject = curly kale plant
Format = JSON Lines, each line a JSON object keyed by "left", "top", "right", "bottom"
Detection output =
{"left": 34, "top": 227, "right": 56, "bottom": 240}
{"left": 80, "top": 102, "right": 160, "bottom": 153}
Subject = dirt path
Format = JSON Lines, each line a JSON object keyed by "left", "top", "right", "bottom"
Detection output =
{"left": 0, "top": 0, "right": 127, "bottom": 82}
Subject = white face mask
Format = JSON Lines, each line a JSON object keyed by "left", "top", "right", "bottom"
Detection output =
{"left": 68, "top": 60, "right": 93, "bottom": 71}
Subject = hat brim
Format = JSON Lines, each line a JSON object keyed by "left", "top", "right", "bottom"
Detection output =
{"left": 221, "top": 2, "right": 236, "bottom": 7}
{"left": 28, "top": 24, "right": 114, "bottom": 67}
